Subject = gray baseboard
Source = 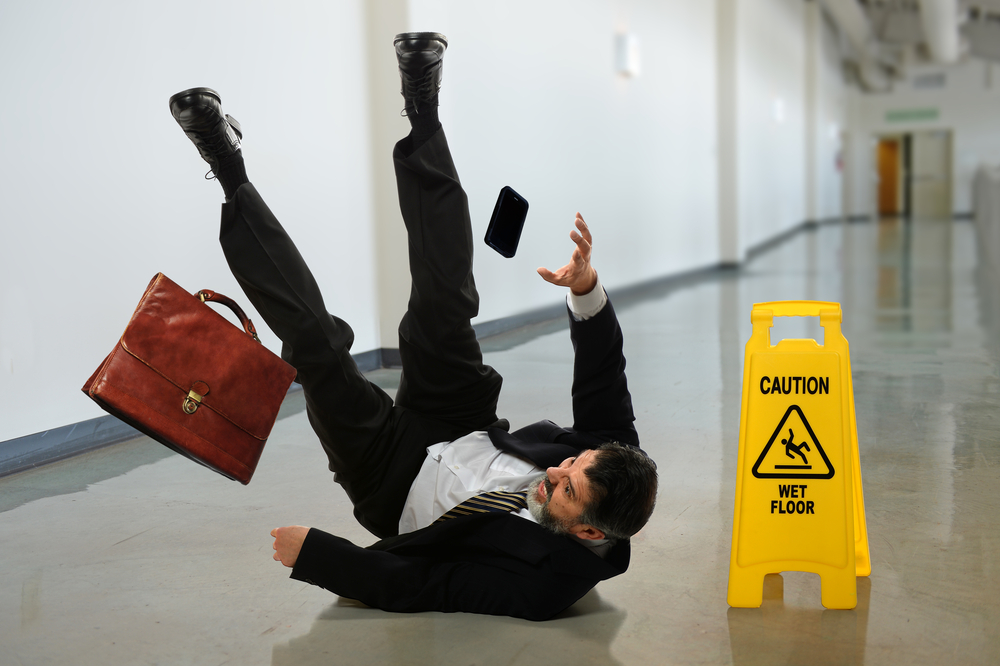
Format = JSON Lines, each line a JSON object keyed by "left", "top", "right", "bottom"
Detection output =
{"left": 473, "top": 302, "right": 568, "bottom": 339}
{"left": 2, "top": 413, "right": 149, "bottom": 478}
{"left": 745, "top": 217, "right": 857, "bottom": 259}
{"left": 0, "top": 262, "right": 731, "bottom": 479}
{"left": 0, "top": 348, "right": 398, "bottom": 479}
{"left": 1, "top": 218, "right": 830, "bottom": 479}
{"left": 0, "top": 383, "right": 304, "bottom": 480}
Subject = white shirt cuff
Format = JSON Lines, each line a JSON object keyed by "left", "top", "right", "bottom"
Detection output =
{"left": 567, "top": 276, "right": 607, "bottom": 321}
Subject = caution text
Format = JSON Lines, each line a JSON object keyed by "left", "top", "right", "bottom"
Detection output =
{"left": 760, "top": 376, "right": 829, "bottom": 395}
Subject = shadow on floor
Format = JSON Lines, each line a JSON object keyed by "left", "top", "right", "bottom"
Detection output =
{"left": 271, "top": 589, "right": 628, "bottom": 666}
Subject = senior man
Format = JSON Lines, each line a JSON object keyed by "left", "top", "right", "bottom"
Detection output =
{"left": 169, "top": 32, "right": 657, "bottom": 621}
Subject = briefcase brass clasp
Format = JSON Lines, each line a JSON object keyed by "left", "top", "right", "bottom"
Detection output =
{"left": 182, "top": 381, "right": 210, "bottom": 415}
{"left": 182, "top": 391, "right": 202, "bottom": 414}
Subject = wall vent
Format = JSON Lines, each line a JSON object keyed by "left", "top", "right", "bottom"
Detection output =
{"left": 913, "top": 72, "right": 946, "bottom": 89}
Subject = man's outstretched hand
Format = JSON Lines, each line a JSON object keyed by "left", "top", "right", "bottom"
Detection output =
{"left": 271, "top": 526, "right": 310, "bottom": 568}
{"left": 537, "top": 213, "right": 598, "bottom": 296}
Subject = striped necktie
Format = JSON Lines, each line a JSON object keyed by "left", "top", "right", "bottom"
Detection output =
{"left": 435, "top": 490, "right": 529, "bottom": 523}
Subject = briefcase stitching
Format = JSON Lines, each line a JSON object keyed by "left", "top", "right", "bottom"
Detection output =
{"left": 118, "top": 339, "right": 269, "bottom": 442}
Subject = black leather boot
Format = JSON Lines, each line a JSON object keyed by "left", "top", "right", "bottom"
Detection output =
{"left": 394, "top": 32, "right": 448, "bottom": 115}
{"left": 169, "top": 87, "right": 242, "bottom": 174}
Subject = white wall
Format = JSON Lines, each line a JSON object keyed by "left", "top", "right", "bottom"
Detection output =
{"left": 735, "top": 0, "right": 808, "bottom": 256}
{"left": 813, "top": 9, "right": 848, "bottom": 220}
{"left": 0, "top": 0, "right": 378, "bottom": 441}
{"left": 847, "top": 59, "right": 1000, "bottom": 216}
{"left": 1, "top": 0, "right": 851, "bottom": 442}
{"left": 719, "top": 0, "right": 844, "bottom": 262}
{"left": 406, "top": 0, "right": 721, "bottom": 322}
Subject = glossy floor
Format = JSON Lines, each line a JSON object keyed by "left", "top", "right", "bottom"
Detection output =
{"left": 2, "top": 218, "right": 998, "bottom": 665}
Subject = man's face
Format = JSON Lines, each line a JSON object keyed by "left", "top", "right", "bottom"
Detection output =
{"left": 525, "top": 450, "right": 598, "bottom": 535}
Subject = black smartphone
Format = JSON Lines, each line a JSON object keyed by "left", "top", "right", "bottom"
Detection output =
{"left": 484, "top": 186, "right": 529, "bottom": 258}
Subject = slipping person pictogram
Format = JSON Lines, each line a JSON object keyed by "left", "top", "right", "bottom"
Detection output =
{"left": 782, "top": 428, "right": 811, "bottom": 465}
{"left": 752, "top": 405, "right": 834, "bottom": 479}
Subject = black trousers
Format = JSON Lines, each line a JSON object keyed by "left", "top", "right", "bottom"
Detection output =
{"left": 218, "top": 128, "right": 503, "bottom": 538}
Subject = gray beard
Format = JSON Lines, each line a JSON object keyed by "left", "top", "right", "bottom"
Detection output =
{"left": 524, "top": 473, "right": 573, "bottom": 535}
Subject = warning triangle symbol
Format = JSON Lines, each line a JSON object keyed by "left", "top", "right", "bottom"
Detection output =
{"left": 752, "top": 405, "right": 835, "bottom": 479}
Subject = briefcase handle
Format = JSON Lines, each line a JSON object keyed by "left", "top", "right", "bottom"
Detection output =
{"left": 197, "top": 289, "right": 262, "bottom": 343}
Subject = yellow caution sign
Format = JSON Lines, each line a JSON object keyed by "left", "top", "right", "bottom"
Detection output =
{"left": 728, "top": 301, "right": 870, "bottom": 609}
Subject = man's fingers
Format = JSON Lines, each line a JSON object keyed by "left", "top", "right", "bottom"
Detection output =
{"left": 538, "top": 266, "right": 573, "bottom": 286}
{"left": 539, "top": 213, "right": 594, "bottom": 289}
{"left": 575, "top": 213, "right": 592, "bottom": 242}
{"left": 537, "top": 267, "right": 566, "bottom": 285}
{"left": 570, "top": 232, "right": 592, "bottom": 260}
{"left": 269, "top": 525, "right": 308, "bottom": 568}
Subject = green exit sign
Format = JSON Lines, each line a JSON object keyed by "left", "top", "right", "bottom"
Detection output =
{"left": 885, "top": 108, "right": 939, "bottom": 123}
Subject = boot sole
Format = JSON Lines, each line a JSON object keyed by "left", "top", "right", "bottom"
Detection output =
{"left": 393, "top": 32, "right": 447, "bottom": 47}
{"left": 169, "top": 87, "right": 221, "bottom": 107}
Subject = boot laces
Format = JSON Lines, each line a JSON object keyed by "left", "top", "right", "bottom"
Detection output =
{"left": 400, "top": 75, "right": 441, "bottom": 116}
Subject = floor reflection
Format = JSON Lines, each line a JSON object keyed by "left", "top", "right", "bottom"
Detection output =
{"left": 873, "top": 218, "right": 954, "bottom": 332}
{"left": 727, "top": 574, "right": 871, "bottom": 666}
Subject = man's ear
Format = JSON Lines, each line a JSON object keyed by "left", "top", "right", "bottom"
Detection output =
{"left": 569, "top": 523, "right": 606, "bottom": 541}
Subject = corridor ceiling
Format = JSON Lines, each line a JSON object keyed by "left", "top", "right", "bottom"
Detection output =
{"left": 822, "top": 0, "right": 1000, "bottom": 90}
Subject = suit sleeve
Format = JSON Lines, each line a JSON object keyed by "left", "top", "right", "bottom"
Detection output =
{"left": 565, "top": 296, "right": 639, "bottom": 447}
{"left": 289, "top": 527, "right": 595, "bottom": 622}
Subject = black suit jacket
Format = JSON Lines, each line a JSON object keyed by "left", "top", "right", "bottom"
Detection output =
{"left": 290, "top": 297, "right": 645, "bottom": 621}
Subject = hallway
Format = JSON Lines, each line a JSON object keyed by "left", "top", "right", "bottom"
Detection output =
{"left": 2, "top": 217, "right": 997, "bottom": 665}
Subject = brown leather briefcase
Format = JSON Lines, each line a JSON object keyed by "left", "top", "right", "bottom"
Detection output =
{"left": 82, "top": 273, "right": 297, "bottom": 484}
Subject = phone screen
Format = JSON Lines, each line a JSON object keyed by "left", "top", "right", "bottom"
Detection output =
{"left": 484, "top": 186, "right": 529, "bottom": 258}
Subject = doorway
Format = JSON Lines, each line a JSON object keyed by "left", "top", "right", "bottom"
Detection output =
{"left": 876, "top": 130, "right": 953, "bottom": 219}
{"left": 877, "top": 137, "right": 904, "bottom": 216}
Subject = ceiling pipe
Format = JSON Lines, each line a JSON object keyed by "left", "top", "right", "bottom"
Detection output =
{"left": 819, "top": 0, "right": 893, "bottom": 91}
{"left": 819, "top": 0, "right": 873, "bottom": 59}
{"left": 918, "top": 0, "right": 962, "bottom": 62}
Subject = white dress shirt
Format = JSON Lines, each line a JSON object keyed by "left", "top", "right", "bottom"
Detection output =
{"left": 397, "top": 431, "right": 541, "bottom": 532}
{"left": 397, "top": 279, "right": 612, "bottom": 557}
